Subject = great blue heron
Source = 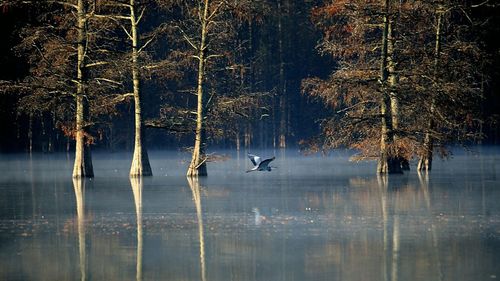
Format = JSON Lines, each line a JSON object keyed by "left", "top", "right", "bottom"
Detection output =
{"left": 246, "top": 153, "right": 276, "bottom": 172}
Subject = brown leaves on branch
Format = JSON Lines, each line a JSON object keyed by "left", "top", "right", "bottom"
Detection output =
{"left": 302, "top": 0, "right": 488, "bottom": 163}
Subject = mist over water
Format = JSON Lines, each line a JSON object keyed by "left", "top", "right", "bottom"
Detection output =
{"left": 0, "top": 148, "right": 499, "bottom": 281}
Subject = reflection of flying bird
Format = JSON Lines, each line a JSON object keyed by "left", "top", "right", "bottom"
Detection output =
{"left": 246, "top": 153, "right": 276, "bottom": 172}
{"left": 252, "top": 207, "right": 266, "bottom": 225}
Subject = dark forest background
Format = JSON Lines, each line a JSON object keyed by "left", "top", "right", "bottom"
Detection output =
{"left": 1, "top": 0, "right": 499, "bottom": 155}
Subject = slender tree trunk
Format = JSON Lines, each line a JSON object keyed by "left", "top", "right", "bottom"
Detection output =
{"left": 418, "top": 10, "right": 442, "bottom": 172}
{"left": 236, "top": 128, "right": 241, "bottom": 151}
{"left": 187, "top": 0, "right": 210, "bottom": 177}
{"left": 41, "top": 114, "right": 47, "bottom": 152}
{"left": 244, "top": 125, "right": 251, "bottom": 149}
{"left": 129, "top": 0, "right": 152, "bottom": 177}
{"left": 277, "top": 0, "right": 287, "bottom": 149}
{"left": 73, "top": 0, "right": 94, "bottom": 178}
{"left": 48, "top": 112, "right": 55, "bottom": 153}
{"left": 377, "top": 0, "right": 402, "bottom": 174}
{"left": 28, "top": 113, "right": 33, "bottom": 154}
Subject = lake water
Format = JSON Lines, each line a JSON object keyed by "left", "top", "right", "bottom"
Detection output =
{"left": 0, "top": 148, "right": 499, "bottom": 281}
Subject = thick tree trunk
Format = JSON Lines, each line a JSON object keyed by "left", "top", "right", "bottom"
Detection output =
{"left": 378, "top": 95, "right": 401, "bottom": 174}
{"left": 129, "top": 0, "right": 152, "bottom": 177}
{"left": 377, "top": 0, "right": 402, "bottom": 174}
{"left": 419, "top": 10, "right": 442, "bottom": 172}
{"left": 73, "top": 0, "right": 94, "bottom": 178}
{"left": 187, "top": 0, "right": 209, "bottom": 177}
{"left": 387, "top": 19, "right": 409, "bottom": 171}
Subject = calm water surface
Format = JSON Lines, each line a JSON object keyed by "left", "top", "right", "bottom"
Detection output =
{"left": 0, "top": 148, "right": 499, "bottom": 281}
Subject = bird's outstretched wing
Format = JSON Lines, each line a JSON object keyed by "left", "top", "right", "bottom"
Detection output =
{"left": 247, "top": 153, "right": 261, "bottom": 166}
{"left": 258, "top": 156, "right": 275, "bottom": 169}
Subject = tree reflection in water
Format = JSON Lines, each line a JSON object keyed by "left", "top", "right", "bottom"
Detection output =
{"left": 130, "top": 177, "right": 143, "bottom": 281}
{"left": 377, "top": 175, "right": 400, "bottom": 281}
{"left": 187, "top": 177, "right": 207, "bottom": 281}
{"left": 417, "top": 171, "right": 443, "bottom": 281}
{"left": 0, "top": 153, "right": 498, "bottom": 281}
{"left": 72, "top": 178, "right": 87, "bottom": 281}
{"left": 377, "top": 175, "right": 389, "bottom": 281}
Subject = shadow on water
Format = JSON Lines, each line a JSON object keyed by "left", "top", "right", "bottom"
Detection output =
{"left": 0, "top": 148, "right": 500, "bottom": 280}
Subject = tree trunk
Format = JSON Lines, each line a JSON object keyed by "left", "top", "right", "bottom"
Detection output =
{"left": 418, "top": 131, "right": 433, "bottom": 171}
{"left": 244, "top": 124, "right": 251, "bottom": 149}
{"left": 418, "top": 9, "right": 442, "bottom": 172}
{"left": 277, "top": 0, "right": 287, "bottom": 149}
{"left": 28, "top": 113, "right": 33, "bottom": 154}
{"left": 129, "top": 0, "right": 152, "bottom": 177}
{"left": 73, "top": 0, "right": 94, "bottom": 178}
{"left": 377, "top": 0, "right": 402, "bottom": 174}
{"left": 187, "top": 0, "right": 210, "bottom": 177}
{"left": 387, "top": 18, "right": 409, "bottom": 171}
{"left": 236, "top": 129, "right": 241, "bottom": 151}
{"left": 48, "top": 112, "right": 55, "bottom": 153}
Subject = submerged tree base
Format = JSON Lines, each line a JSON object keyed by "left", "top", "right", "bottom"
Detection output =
{"left": 130, "top": 164, "right": 153, "bottom": 177}
{"left": 72, "top": 167, "right": 94, "bottom": 178}
{"left": 377, "top": 156, "right": 403, "bottom": 174}
{"left": 400, "top": 158, "right": 410, "bottom": 171}
{"left": 130, "top": 148, "right": 152, "bottom": 177}
{"left": 72, "top": 144, "right": 94, "bottom": 178}
{"left": 187, "top": 163, "right": 207, "bottom": 177}
{"left": 417, "top": 156, "right": 432, "bottom": 172}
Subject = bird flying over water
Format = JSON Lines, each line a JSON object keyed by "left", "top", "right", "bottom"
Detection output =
{"left": 246, "top": 153, "right": 276, "bottom": 172}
